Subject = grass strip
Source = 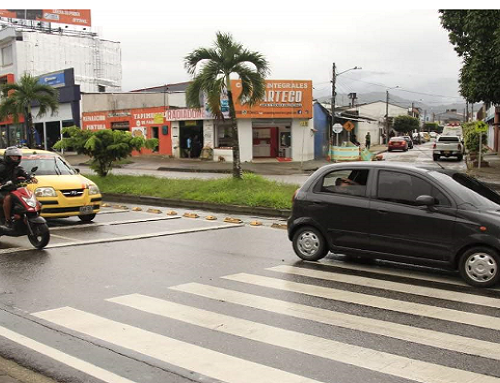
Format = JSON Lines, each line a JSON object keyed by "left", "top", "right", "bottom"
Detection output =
{"left": 88, "top": 173, "right": 299, "bottom": 210}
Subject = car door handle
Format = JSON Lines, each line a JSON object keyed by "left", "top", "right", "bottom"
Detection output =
{"left": 377, "top": 208, "right": 389, "bottom": 214}
{"left": 312, "top": 202, "right": 328, "bottom": 207}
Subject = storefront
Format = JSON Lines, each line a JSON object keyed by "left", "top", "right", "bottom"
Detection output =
{"left": 81, "top": 106, "right": 171, "bottom": 156}
{"left": 231, "top": 79, "right": 314, "bottom": 162}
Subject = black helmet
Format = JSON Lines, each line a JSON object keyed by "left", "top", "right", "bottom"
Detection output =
{"left": 4, "top": 146, "right": 22, "bottom": 166}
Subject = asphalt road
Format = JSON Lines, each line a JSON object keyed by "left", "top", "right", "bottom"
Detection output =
{"left": 1, "top": 146, "right": 497, "bottom": 383}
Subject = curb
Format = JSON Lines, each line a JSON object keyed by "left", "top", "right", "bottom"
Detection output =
{"left": 102, "top": 193, "right": 291, "bottom": 218}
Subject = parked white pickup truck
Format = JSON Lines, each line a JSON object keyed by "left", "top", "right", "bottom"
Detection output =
{"left": 433, "top": 135, "right": 463, "bottom": 161}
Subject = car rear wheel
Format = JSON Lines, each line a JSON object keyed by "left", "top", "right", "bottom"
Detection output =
{"left": 292, "top": 226, "right": 328, "bottom": 261}
{"left": 79, "top": 214, "right": 96, "bottom": 222}
{"left": 459, "top": 247, "right": 500, "bottom": 287}
{"left": 457, "top": 154, "right": 463, "bottom": 161}
{"left": 433, "top": 154, "right": 439, "bottom": 161}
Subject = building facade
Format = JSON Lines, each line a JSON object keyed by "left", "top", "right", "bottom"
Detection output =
{"left": 0, "top": 24, "right": 121, "bottom": 92}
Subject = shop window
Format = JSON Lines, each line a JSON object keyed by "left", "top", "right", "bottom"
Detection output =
{"left": 98, "top": 85, "right": 106, "bottom": 93}
{"left": 216, "top": 125, "right": 233, "bottom": 148}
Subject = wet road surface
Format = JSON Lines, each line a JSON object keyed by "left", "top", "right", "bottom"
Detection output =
{"left": 1, "top": 150, "right": 499, "bottom": 383}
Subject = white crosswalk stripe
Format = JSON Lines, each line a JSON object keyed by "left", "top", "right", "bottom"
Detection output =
{"left": 33, "top": 307, "right": 322, "bottom": 383}
{"left": 108, "top": 293, "right": 500, "bottom": 383}
{"left": 223, "top": 273, "right": 500, "bottom": 330}
{"left": 268, "top": 265, "right": 500, "bottom": 308}
{"left": 18, "top": 263, "right": 500, "bottom": 383}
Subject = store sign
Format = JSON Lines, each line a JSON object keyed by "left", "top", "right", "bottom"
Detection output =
{"left": 165, "top": 108, "right": 204, "bottom": 121}
{"left": 0, "top": 9, "right": 91, "bottom": 26}
{"left": 38, "top": 71, "right": 65, "bottom": 88}
{"left": 82, "top": 113, "right": 106, "bottom": 130}
{"left": 232, "top": 80, "right": 313, "bottom": 119}
{"left": 131, "top": 127, "right": 147, "bottom": 139}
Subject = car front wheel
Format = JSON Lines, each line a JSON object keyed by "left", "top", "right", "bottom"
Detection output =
{"left": 459, "top": 247, "right": 500, "bottom": 287}
{"left": 79, "top": 214, "right": 96, "bottom": 222}
{"left": 292, "top": 226, "right": 328, "bottom": 261}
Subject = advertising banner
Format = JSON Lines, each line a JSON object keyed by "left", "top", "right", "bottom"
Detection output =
{"left": 329, "top": 146, "right": 360, "bottom": 161}
{"left": 231, "top": 80, "right": 313, "bottom": 119}
{"left": 0, "top": 9, "right": 91, "bottom": 27}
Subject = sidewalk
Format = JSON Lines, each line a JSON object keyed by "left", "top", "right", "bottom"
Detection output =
{"left": 63, "top": 144, "right": 388, "bottom": 176}
{"left": 467, "top": 152, "right": 500, "bottom": 190}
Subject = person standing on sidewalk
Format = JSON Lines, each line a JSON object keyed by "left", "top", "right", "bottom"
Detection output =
{"left": 186, "top": 136, "right": 192, "bottom": 158}
{"left": 365, "top": 132, "right": 371, "bottom": 149}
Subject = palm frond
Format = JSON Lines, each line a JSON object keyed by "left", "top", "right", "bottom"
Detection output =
{"left": 184, "top": 47, "right": 219, "bottom": 75}
{"left": 233, "top": 49, "right": 270, "bottom": 76}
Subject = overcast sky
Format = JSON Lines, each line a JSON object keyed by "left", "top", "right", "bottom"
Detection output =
{"left": 84, "top": 3, "right": 468, "bottom": 106}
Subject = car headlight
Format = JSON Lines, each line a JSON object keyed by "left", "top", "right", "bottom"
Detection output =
{"left": 22, "top": 194, "right": 38, "bottom": 208}
{"left": 89, "top": 184, "right": 100, "bottom": 195}
{"left": 35, "top": 187, "right": 57, "bottom": 197}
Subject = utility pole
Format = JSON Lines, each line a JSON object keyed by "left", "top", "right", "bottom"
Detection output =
{"left": 385, "top": 90, "right": 390, "bottom": 144}
{"left": 330, "top": 63, "right": 336, "bottom": 147}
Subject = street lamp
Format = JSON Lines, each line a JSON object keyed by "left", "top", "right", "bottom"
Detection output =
{"left": 385, "top": 86, "right": 399, "bottom": 144}
{"left": 331, "top": 64, "right": 362, "bottom": 147}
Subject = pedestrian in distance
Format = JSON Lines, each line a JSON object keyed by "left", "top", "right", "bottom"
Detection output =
{"left": 186, "top": 136, "right": 192, "bottom": 158}
{"left": 365, "top": 132, "right": 371, "bottom": 149}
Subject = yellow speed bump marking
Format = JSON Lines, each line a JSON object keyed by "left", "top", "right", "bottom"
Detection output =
{"left": 250, "top": 221, "right": 262, "bottom": 226}
{"left": 271, "top": 223, "right": 288, "bottom": 230}
{"left": 112, "top": 205, "right": 128, "bottom": 210}
{"left": 224, "top": 217, "right": 243, "bottom": 224}
{"left": 132, "top": 207, "right": 143, "bottom": 211}
{"left": 166, "top": 211, "right": 177, "bottom": 216}
{"left": 205, "top": 216, "right": 217, "bottom": 221}
{"left": 183, "top": 212, "right": 199, "bottom": 219}
{"left": 101, "top": 203, "right": 111, "bottom": 207}
{"left": 147, "top": 208, "right": 162, "bottom": 214}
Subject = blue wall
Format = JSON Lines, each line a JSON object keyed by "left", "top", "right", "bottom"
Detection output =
{"left": 313, "top": 103, "right": 329, "bottom": 159}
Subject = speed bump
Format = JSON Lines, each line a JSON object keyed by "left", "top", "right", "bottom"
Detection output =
{"left": 147, "top": 208, "right": 162, "bottom": 214}
{"left": 271, "top": 223, "right": 288, "bottom": 230}
{"left": 101, "top": 203, "right": 111, "bottom": 207}
{"left": 224, "top": 217, "right": 243, "bottom": 224}
{"left": 166, "top": 210, "right": 177, "bottom": 216}
{"left": 183, "top": 212, "right": 199, "bottom": 218}
{"left": 132, "top": 207, "right": 143, "bottom": 211}
{"left": 250, "top": 221, "right": 262, "bottom": 226}
{"left": 112, "top": 205, "right": 128, "bottom": 210}
{"left": 205, "top": 216, "right": 217, "bottom": 221}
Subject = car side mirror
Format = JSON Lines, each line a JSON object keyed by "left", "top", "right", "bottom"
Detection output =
{"left": 416, "top": 195, "right": 435, "bottom": 208}
{"left": 30, "top": 166, "right": 38, "bottom": 173}
{"left": 75, "top": 168, "right": 80, "bottom": 174}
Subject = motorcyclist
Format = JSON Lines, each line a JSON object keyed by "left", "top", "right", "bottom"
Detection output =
{"left": 0, "top": 147, "right": 35, "bottom": 227}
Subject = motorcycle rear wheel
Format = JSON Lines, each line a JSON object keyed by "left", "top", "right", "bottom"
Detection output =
{"left": 28, "top": 223, "right": 50, "bottom": 249}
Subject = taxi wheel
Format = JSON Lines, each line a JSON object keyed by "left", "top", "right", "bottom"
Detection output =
{"left": 79, "top": 214, "right": 96, "bottom": 222}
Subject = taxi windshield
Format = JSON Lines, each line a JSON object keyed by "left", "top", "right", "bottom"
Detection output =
{"left": 21, "top": 155, "right": 76, "bottom": 176}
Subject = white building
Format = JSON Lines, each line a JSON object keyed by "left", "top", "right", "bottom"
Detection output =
{"left": 346, "top": 101, "right": 409, "bottom": 144}
{"left": 0, "top": 24, "right": 121, "bottom": 92}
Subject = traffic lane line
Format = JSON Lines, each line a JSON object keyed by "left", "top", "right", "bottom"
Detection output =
{"left": 0, "top": 326, "right": 138, "bottom": 383}
{"left": 50, "top": 216, "right": 181, "bottom": 231}
{"left": 33, "top": 307, "right": 323, "bottom": 383}
{"left": 0, "top": 224, "right": 245, "bottom": 255}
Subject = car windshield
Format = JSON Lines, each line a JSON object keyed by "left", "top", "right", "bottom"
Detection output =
{"left": 21, "top": 154, "right": 77, "bottom": 176}
{"left": 429, "top": 171, "right": 500, "bottom": 209}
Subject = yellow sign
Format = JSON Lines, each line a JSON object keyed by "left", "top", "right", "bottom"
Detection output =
{"left": 343, "top": 121, "right": 355, "bottom": 131}
{"left": 154, "top": 113, "right": 164, "bottom": 124}
{"left": 299, "top": 120, "right": 309, "bottom": 126}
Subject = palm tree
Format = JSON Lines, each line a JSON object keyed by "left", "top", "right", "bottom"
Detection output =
{"left": 0, "top": 73, "right": 59, "bottom": 148}
{"left": 185, "top": 32, "right": 269, "bottom": 179}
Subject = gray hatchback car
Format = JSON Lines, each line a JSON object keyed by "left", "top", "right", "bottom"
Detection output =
{"left": 287, "top": 162, "right": 500, "bottom": 287}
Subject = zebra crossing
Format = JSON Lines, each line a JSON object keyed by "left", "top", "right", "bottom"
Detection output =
{"left": 5, "top": 261, "right": 500, "bottom": 383}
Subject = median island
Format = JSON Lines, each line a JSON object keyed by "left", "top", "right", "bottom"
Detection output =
{"left": 88, "top": 173, "right": 299, "bottom": 210}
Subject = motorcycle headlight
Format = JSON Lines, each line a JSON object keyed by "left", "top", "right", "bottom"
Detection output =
{"left": 89, "top": 184, "right": 100, "bottom": 195}
{"left": 35, "top": 187, "right": 57, "bottom": 197}
{"left": 22, "top": 194, "right": 37, "bottom": 208}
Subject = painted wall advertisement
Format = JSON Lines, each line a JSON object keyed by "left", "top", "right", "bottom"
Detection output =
{"left": 231, "top": 80, "right": 313, "bottom": 119}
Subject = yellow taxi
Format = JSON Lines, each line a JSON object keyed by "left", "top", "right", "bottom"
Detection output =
{"left": 0, "top": 149, "right": 102, "bottom": 221}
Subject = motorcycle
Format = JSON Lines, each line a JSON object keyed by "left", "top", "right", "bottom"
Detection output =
{"left": 0, "top": 167, "right": 50, "bottom": 249}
